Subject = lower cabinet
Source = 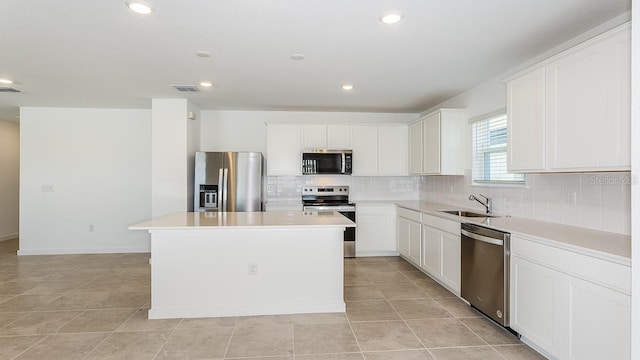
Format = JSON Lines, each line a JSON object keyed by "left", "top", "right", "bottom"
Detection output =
{"left": 421, "top": 214, "right": 461, "bottom": 295}
{"left": 356, "top": 203, "right": 397, "bottom": 256}
{"left": 510, "top": 235, "right": 630, "bottom": 360}
{"left": 396, "top": 207, "right": 421, "bottom": 266}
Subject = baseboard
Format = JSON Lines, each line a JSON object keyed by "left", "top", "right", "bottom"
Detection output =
{"left": 148, "top": 302, "right": 346, "bottom": 320}
{"left": 355, "top": 250, "right": 399, "bottom": 257}
{"left": 17, "top": 247, "right": 150, "bottom": 255}
{"left": 0, "top": 233, "right": 18, "bottom": 242}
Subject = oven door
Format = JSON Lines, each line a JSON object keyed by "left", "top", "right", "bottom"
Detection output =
{"left": 302, "top": 205, "right": 356, "bottom": 258}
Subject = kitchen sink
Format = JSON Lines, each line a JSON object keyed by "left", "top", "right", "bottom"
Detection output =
{"left": 438, "top": 210, "right": 499, "bottom": 218}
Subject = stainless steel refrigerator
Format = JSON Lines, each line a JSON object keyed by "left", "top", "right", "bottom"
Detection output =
{"left": 194, "top": 152, "right": 263, "bottom": 212}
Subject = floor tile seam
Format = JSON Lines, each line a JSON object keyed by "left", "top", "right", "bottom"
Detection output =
{"left": 344, "top": 312, "right": 365, "bottom": 355}
{"left": 395, "top": 309, "right": 436, "bottom": 359}
{"left": 487, "top": 344, "right": 512, "bottom": 360}
{"left": 150, "top": 319, "right": 181, "bottom": 360}
{"left": 0, "top": 310, "right": 29, "bottom": 329}
{"left": 49, "top": 308, "right": 89, "bottom": 336}
{"left": 221, "top": 319, "right": 241, "bottom": 359}
{"left": 7, "top": 331, "right": 51, "bottom": 360}
{"left": 79, "top": 331, "right": 115, "bottom": 360}
{"left": 457, "top": 318, "right": 493, "bottom": 347}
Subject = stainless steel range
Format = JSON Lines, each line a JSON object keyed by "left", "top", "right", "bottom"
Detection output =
{"left": 302, "top": 186, "right": 356, "bottom": 257}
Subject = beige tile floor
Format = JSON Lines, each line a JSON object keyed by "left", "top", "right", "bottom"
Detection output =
{"left": 0, "top": 239, "right": 547, "bottom": 360}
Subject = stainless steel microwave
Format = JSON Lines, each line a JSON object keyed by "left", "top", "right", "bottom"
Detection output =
{"left": 302, "top": 150, "right": 352, "bottom": 175}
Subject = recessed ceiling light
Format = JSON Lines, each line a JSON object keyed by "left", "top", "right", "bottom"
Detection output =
{"left": 199, "top": 81, "right": 213, "bottom": 88}
{"left": 342, "top": 84, "right": 354, "bottom": 91}
{"left": 0, "top": 78, "right": 13, "bottom": 85}
{"left": 196, "top": 51, "right": 211, "bottom": 58}
{"left": 290, "top": 53, "right": 305, "bottom": 61}
{"left": 380, "top": 13, "right": 403, "bottom": 24}
{"left": 126, "top": 1, "right": 154, "bottom": 15}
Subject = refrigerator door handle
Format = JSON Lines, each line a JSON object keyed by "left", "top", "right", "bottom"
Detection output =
{"left": 222, "top": 168, "right": 229, "bottom": 212}
{"left": 218, "top": 168, "right": 224, "bottom": 212}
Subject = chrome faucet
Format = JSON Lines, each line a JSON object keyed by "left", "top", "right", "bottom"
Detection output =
{"left": 469, "top": 194, "right": 492, "bottom": 214}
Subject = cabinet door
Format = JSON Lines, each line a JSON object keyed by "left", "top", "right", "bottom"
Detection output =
{"left": 421, "top": 226, "right": 440, "bottom": 277}
{"left": 407, "top": 220, "right": 421, "bottom": 266}
{"left": 422, "top": 112, "right": 441, "bottom": 174}
{"left": 266, "top": 125, "right": 302, "bottom": 175}
{"left": 396, "top": 217, "right": 410, "bottom": 258}
{"left": 302, "top": 125, "right": 327, "bottom": 149}
{"left": 378, "top": 126, "right": 408, "bottom": 175}
{"left": 510, "top": 255, "right": 564, "bottom": 358}
{"left": 356, "top": 205, "right": 396, "bottom": 254}
{"left": 546, "top": 39, "right": 609, "bottom": 170}
{"left": 408, "top": 120, "right": 423, "bottom": 174}
{"left": 440, "top": 232, "right": 461, "bottom": 294}
{"left": 327, "top": 125, "right": 352, "bottom": 149}
{"left": 566, "top": 276, "right": 630, "bottom": 360}
{"left": 507, "top": 67, "right": 546, "bottom": 172}
{"left": 351, "top": 126, "right": 378, "bottom": 175}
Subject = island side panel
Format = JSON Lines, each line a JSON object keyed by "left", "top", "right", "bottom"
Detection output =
{"left": 148, "top": 227, "right": 345, "bottom": 319}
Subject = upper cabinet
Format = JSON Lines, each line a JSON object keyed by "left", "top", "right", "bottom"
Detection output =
{"left": 302, "top": 125, "right": 352, "bottom": 149}
{"left": 506, "top": 23, "right": 630, "bottom": 173}
{"left": 351, "top": 125, "right": 408, "bottom": 176}
{"left": 266, "top": 124, "right": 302, "bottom": 176}
{"left": 267, "top": 123, "right": 408, "bottom": 176}
{"left": 408, "top": 109, "right": 466, "bottom": 175}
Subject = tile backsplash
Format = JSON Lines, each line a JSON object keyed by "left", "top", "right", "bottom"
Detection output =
{"left": 420, "top": 171, "right": 632, "bottom": 235}
{"left": 265, "top": 176, "right": 421, "bottom": 202}
{"left": 266, "top": 171, "right": 631, "bottom": 235}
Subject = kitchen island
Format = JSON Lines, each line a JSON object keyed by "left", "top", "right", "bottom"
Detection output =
{"left": 130, "top": 211, "right": 355, "bottom": 319}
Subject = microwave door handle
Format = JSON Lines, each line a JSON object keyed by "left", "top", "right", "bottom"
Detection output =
{"left": 341, "top": 153, "right": 346, "bottom": 173}
{"left": 218, "top": 168, "right": 224, "bottom": 212}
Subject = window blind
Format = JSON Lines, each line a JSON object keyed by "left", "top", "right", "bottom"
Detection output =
{"left": 471, "top": 114, "right": 525, "bottom": 184}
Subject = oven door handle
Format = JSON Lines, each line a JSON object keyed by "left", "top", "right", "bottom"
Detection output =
{"left": 461, "top": 229, "right": 504, "bottom": 246}
{"left": 303, "top": 206, "right": 355, "bottom": 212}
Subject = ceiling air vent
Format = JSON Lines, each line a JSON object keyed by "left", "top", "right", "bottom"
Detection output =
{"left": 0, "top": 87, "right": 20, "bottom": 93}
{"left": 172, "top": 85, "right": 199, "bottom": 92}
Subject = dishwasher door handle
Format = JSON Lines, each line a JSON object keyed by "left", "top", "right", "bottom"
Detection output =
{"left": 461, "top": 229, "right": 504, "bottom": 246}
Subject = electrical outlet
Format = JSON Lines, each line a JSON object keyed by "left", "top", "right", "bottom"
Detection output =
{"left": 42, "top": 185, "right": 54, "bottom": 192}
{"left": 248, "top": 263, "right": 258, "bottom": 275}
{"left": 88, "top": 224, "right": 94, "bottom": 232}
{"left": 567, "top": 192, "right": 577, "bottom": 206}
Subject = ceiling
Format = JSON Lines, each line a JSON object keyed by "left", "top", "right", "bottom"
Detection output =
{"left": 0, "top": 0, "right": 631, "bottom": 122}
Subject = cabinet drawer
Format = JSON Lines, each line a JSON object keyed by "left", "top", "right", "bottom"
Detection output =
{"left": 397, "top": 207, "right": 421, "bottom": 222}
{"left": 421, "top": 214, "right": 460, "bottom": 235}
{"left": 511, "top": 236, "right": 630, "bottom": 294}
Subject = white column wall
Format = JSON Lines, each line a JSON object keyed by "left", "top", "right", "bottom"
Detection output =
{"left": 630, "top": 1, "right": 638, "bottom": 358}
{"left": 19, "top": 107, "right": 151, "bottom": 254}
{"left": 151, "top": 99, "right": 190, "bottom": 217}
{"left": 0, "top": 120, "right": 19, "bottom": 241}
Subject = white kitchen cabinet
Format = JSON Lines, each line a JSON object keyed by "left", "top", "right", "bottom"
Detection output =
{"left": 408, "top": 109, "right": 466, "bottom": 175}
{"left": 510, "top": 255, "right": 564, "bottom": 358}
{"left": 302, "top": 124, "right": 328, "bottom": 149}
{"left": 421, "top": 225, "right": 441, "bottom": 277}
{"left": 327, "top": 125, "right": 352, "bottom": 149}
{"left": 266, "top": 124, "right": 302, "bottom": 176}
{"left": 421, "top": 213, "right": 461, "bottom": 294}
{"left": 510, "top": 235, "right": 631, "bottom": 360}
{"left": 351, "top": 125, "right": 379, "bottom": 176}
{"left": 396, "top": 207, "right": 421, "bottom": 266}
{"left": 302, "top": 124, "right": 352, "bottom": 149}
{"left": 506, "top": 67, "right": 546, "bottom": 172}
{"left": 408, "top": 120, "right": 423, "bottom": 174}
{"left": 378, "top": 125, "right": 408, "bottom": 175}
{"left": 506, "top": 23, "right": 630, "bottom": 173}
{"left": 356, "top": 203, "right": 397, "bottom": 256}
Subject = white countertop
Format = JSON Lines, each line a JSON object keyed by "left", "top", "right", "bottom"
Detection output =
{"left": 395, "top": 200, "right": 631, "bottom": 265}
{"left": 129, "top": 211, "right": 356, "bottom": 230}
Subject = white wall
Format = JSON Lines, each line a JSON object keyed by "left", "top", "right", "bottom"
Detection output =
{"left": 0, "top": 120, "right": 19, "bottom": 241}
{"left": 200, "top": 110, "right": 418, "bottom": 154}
{"left": 419, "top": 18, "right": 632, "bottom": 235}
{"left": 151, "top": 99, "right": 191, "bottom": 217}
{"left": 19, "top": 107, "right": 151, "bottom": 254}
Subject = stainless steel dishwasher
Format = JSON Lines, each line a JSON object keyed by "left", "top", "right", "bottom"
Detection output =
{"left": 460, "top": 223, "right": 511, "bottom": 327}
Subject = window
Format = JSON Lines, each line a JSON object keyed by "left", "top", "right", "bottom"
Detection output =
{"left": 471, "top": 113, "right": 525, "bottom": 185}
